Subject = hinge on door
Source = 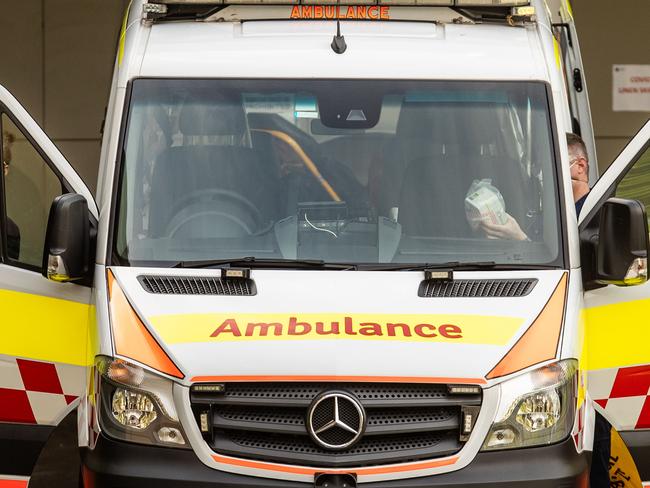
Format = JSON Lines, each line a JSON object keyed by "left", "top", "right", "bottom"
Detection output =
{"left": 573, "top": 68, "right": 584, "bottom": 93}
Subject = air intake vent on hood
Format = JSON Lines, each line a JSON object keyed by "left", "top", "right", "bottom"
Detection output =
{"left": 419, "top": 279, "right": 536, "bottom": 298}
{"left": 138, "top": 275, "right": 256, "bottom": 296}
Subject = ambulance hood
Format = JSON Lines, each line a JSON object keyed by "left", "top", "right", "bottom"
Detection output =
{"left": 110, "top": 268, "right": 567, "bottom": 385}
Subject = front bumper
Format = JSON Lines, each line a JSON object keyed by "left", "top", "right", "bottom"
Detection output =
{"left": 81, "top": 434, "right": 589, "bottom": 488}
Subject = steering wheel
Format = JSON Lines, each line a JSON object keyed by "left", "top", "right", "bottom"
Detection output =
{"left": 164, "top": 188, "right": 264, "bottom": 238}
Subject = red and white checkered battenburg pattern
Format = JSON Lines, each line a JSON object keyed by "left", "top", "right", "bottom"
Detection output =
{"left": 588, "top": 365, "right": 650, "bottom": 431}
{"left": 572, "top": 403, "right": 585, "bottom": 451}
{"left": 0, "top": 355, "right": 85, "bottom": 425}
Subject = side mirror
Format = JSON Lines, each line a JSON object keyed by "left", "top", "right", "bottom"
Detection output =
{"left": 596, "top": 198, "right": 649, "bottom": 286}
{"left": 42, "top": 194, "right": 90, "bottom": 282}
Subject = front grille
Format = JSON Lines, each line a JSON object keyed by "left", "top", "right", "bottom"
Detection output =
{"left": 418, "top": 278, "right": 537, "bottom": 298}
{"left": 138, "top": 275, "right": 255, "bottom": 295}
{"left": 190, "top": 383, "right": 481, "bottom": 467}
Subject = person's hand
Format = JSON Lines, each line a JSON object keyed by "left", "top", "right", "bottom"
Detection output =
{"left": 480, "top": 214, "right": 529, "bottom": 241}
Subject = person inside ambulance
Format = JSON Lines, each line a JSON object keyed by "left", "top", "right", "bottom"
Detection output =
{"left": 465, "top": 179, "right": 529, "bottom": 241}
{"left": 470, "top": 133, "right": 592, "bottom": 242}
{"left": 567, "top": 132, "right": 590, "bottom": 215}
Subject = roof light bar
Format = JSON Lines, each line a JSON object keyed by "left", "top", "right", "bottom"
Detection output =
{"left": 378, "top": 0, "right": 453, "bottom": 5}
{"left": 143, "top": 0, "right": 531, "bottom": 19}
{"left": 455, "top": 0, "right": 529, "bottom": 5}
{"left": 149, "top": 0, "right": 530, "bottom": 5}
{"left": 302, "top": 0, "right": 378, "bottom": 4}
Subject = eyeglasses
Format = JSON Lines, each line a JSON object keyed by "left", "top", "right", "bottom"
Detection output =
{"left": 569, "top": 157, "right": 586, "bottom": 169}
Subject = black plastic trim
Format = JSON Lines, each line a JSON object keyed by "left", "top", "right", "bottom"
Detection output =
{"left": 81, "top": 434, "right": 588, "bottom": 488}
{"left": 195, "top": 396, "right": 479, "bottom": 409}
{"left": 190, "top": 383, "right": 481, "bottom": 408}
{"left": 0, "top": 422, "right": 54, "bottom": 477}
{"left": 138, "top": 274, "right": 257, "bottom": 296}
{"left": 213, "top": 413, "right": 458, "bottom": 437}
{"left": 212, "top": 431, "right": 461, "bottom": 468}
{"left": 418, "top": 278, "right": 537, "bottom": 298}
{"left": 192, "top": 382, "right": 477, "bottom": 468}
{"left": 105, "top": 80, "right": 135, "bottom": 267}
{"left": 544, "top": 82, "right": 570, "bottom": 273}
{"left": 619, "top": 430, "right": 650, "bottom": 480}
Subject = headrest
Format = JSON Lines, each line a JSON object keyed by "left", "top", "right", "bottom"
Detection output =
{"left": 396, "top": 103, "right": 437, "bottom": 139}
{"left": 179, "top": 99, "right": 247, "bottom": 137}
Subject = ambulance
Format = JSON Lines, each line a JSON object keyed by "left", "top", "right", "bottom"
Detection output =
{"left": 1, "top": 0, "right": 650, "bottom": 486}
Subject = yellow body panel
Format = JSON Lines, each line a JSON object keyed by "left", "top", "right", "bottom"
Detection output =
{"left": 0, "top": 289, "right": 92, "bottom": 366}
{"left": 584, "top": 297, "right": 650, "bottom": 371}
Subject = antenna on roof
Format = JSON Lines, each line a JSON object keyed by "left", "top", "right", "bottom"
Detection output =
{"left": 331, "top": 20, "right": 347, "bottom": 55}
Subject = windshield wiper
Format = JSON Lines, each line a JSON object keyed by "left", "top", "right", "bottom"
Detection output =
{"left": 359, "top": 261, "right": 557, "bottom": 271}
{"left": 172, "top": 256, "right": 357, "bottom": 270}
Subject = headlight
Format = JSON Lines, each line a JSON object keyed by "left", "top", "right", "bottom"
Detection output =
{"left": 481, "top": 359, "right": 577, "bottom": 451}
{"left": 97, "top": 356, "right": 190, "bottom": 448}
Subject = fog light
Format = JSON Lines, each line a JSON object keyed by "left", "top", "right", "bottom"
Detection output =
{"left": 486, "top": 427, "right": 516, "bottom": 447}
{"left": 515, "top": 390, "right": 560, "bottom": 432}
{"left": 157, "top": 426, "right": 186, "bottom": 445}
{"left": 112, "top": 388, "right": 157, "bottom": 429}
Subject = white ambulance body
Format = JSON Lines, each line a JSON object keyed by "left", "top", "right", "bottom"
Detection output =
{"left": 1, "top": 0, "right": 650, "bottom": 486}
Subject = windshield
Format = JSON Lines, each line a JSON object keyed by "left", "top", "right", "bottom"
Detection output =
{"left": 114, "top": 79, "right": 562, "bottom": 268}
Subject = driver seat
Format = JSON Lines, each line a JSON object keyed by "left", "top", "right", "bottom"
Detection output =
{"left": 149, "top": 100, "right": 279, "bottom": 238}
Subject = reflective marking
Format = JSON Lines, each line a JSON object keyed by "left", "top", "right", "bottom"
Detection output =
{"left": 0, "top": 290, "right": 91, "bottom": 366}
{"left": 553, "top": 38, "right": 562, "bottom": 71}
{"left": 118, "top": 2, "right": 131, "bottom": 66}
{"left": 585, "top": 298, "right": 650, "bottom": 370}
{"left": 487, "top": 274, "right": 567, "bottom": 379}
{"left": 0, "top": 476, "right": 29, "bottom": 488}
{"left": 565, "top": 0, "right": 574, "bottom": 19}
{"left": 108, "top": 271, "right": 184, "bottom": 379}
{"left": 211, "top": 453, "right": 457, "bottom": 475}
{"left": 150, "top": 313, "right": 524, "bottom": 346}
{"left": 192, "top": 374, "right": 487, "bottom": 385}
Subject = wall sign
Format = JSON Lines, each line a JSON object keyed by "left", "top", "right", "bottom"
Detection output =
{"left": 613, "top": 65, "right": 650, "bottom": 112}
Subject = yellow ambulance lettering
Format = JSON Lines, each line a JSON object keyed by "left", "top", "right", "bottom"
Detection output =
{"left": 149, "top": 313, "right": 523, "bottom": 345}
{"left": 290, "top": 5, "right": 389, "bottom": 20}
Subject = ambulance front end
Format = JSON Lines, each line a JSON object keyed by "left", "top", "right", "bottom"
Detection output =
{"left": 67, "top": 2, "right": 610, "bottom": 485}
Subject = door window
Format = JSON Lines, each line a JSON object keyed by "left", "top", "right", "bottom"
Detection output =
{"left": 615, "top": 142, "right": 650, "bottom": 228}
{"left": 1, "top": 114, "right": 63, "bottom": 268}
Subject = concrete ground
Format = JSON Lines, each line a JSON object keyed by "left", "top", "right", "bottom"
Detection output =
{"left": 30, "top": 414, "right": 79, "bottom": 488}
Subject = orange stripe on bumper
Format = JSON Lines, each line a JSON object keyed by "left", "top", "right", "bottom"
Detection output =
{"left": 192, "top": 375, "right": 486, "bottom": 384}
{"left": 0, "top": 479, "right": 29, "bottom": 488}
{"left": 211, "top": 454, "right": 458, "bottom": 476}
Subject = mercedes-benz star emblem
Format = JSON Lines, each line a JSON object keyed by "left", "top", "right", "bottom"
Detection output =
{"left": 307, "top": 391, "right": 366, "bottom": 451}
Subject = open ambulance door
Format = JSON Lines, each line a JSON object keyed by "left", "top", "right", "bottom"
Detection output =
{"left": 0, "top": 84, "right": 97, "bottom": 486}
{"left": 550, "top": 0, "right": 599, "bottom": 181}
{"left": 581, "top": 120, "right": 650, "bottom": 485}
